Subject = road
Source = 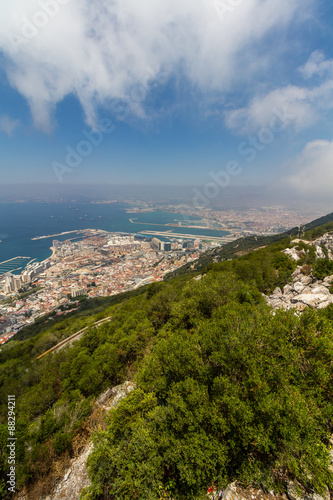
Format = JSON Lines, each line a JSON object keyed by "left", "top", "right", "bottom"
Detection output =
{"left": 36, "top": 315, "right": 112, "bottom": 360}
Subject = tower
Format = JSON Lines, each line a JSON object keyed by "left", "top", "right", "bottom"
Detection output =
{"left": 299, "top": 224, "right": 304, "bottom": 239}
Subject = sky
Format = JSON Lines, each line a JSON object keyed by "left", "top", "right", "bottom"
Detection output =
{"left": 0, "top": 0, "right": 333, "bottom": 205}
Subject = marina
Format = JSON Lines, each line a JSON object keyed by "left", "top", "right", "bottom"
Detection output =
{"left": 0, "top": 256, "right": 31, "bottom": 277}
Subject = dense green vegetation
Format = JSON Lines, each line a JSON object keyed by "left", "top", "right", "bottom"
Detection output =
{"left": 1, "top": 217, "right": 333, "bottom": 499}
{"left": 202, "top": 239, "right": 297, "bottom": 294}
{"left": 0, "top": 294, "right": 157, "bottom": 497}
{"left": 13, "top": 285, "right": 150, "bottom": 342}
{"left": 85, "top": 304, "right": 333, "bottom": 499}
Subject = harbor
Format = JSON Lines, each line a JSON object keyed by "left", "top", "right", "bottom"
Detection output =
{"left": 0, "top": 256, "right": 31, "bottom": 277}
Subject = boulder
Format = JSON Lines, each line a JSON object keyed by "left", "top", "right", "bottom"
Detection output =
{"left": 293, "top": 282, "right": 306, "bottom": 294}
{"left": 295, "top": 293, "right": 330, "bottom": 308}
{"left": 283, "top": 248, "right": 301, "bottom": 261}
{"left": 299, "top": 275, "right": 314, "bottom": 286}
{"left": 292, "top": 267, "right": 303, "bottom": 279}
{"left": 218, "top": 482, "right": 286, "bottom": 500}
{"left": 293, "top": 302, "right": 308, "bottom": 312}
{"left": 266, "top": 277, "right": 333, "bottom": 312}
{"left": 267, "top": 298, "right": 285, "bottom": 309}
{"left": 315, "top": 246, "right": 326, "bottom": 259}
{"left": 311, "top": 285, "right": 331, "bottom": 296}
{"left": 283, "top": 284, "right": 294, "bottom": 295}
{"left": 286, "top": 481, "right": 330, "bottom": 500}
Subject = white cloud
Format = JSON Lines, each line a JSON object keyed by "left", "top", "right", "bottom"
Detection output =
{"left": 284, "top": 139, "right": 333, "bottom": 195}
{"left": 225, "top": 85, "right": 315, "bottom": 134}
{"left": 225, "top": 51, "right": 333, "bottom": 135}
{"left": 0, "top": 115, "right": 20, "bottom": 135}
{"left": 0, "top": 0, "right": 309, "bottom": 131}
{"left": 299, "top": 50, "right": 333, "bottom": 79}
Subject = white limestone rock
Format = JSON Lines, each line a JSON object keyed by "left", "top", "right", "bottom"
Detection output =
{"left": 283, "top": 248, "right": 302, "bottom": 261}
{"left": 299, "top": 275, "right": 313, "bottom": 286}
{"left": 295, "top": 293, "right": 326, "bottom": 308}
{"left": 311, "top": 285, "right": 331, "bottom": 296}
{"left": 293, "top": 282, "right": 306, "bottom": 294}
{"left": 315, "top": 245, "right": 326, "bottom": 259}
{"left": 283, "top": 284, "right": 294, "bottom": 295}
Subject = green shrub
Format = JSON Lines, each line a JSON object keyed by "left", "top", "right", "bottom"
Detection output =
{"left": 53, "top": 432, "right": 72, "bottom": 456}
{"left": 312, "top": 259, "right": 333, "bottom": 280}
{"left": 86, "top": 302, "right": 333, "bottom": 499}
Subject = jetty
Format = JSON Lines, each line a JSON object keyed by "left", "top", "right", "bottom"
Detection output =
{"left": 31, "top": 230, "right": 81, "bottom": 241}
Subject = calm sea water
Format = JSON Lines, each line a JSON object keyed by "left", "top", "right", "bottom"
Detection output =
{"left": 0, "top": 203, "right": 229, "bottom": 269}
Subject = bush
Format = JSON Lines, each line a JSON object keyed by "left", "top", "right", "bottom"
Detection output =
{"left": 312, "top": 259, "right": 333, "bottom": 280}
{"left": 301, "top": 264, "right": 312, "bottom": 275}
{"left": 53, "top": 432, "right": 72, "bottom": 456}
{"left": 86, "top": 302, "right": 333, "bottom": 499}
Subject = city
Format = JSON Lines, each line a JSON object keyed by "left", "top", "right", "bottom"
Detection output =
{"left": 0, "top": 230, "right": 216, "bottom": 344}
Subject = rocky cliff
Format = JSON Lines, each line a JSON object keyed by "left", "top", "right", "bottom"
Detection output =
{"left": 266, "top": 234, "right": 333, "bottom": 311}
{"left": 15, "top": 382, "right": 135, "bottom": 500}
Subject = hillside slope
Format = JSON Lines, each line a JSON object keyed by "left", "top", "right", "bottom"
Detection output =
{"left": 166, "top": 212, "right": 333, "bottom": 279}
{"left": 1, "top": 214, "right": 333, "bottom": 499}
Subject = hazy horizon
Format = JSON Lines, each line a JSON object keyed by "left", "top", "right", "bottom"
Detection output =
{"left": 0, "top": 183, "right": 332, "bottom": 216}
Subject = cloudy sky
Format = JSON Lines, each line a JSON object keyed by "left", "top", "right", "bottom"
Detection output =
{"left": 0, "top": 0, "right": 333, "bottom": 201}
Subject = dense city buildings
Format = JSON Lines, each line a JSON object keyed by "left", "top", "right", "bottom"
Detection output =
{"left": 0, "top": 230, "right": 212, "bottom": 343}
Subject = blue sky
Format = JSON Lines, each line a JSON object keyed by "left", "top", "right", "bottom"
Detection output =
{"left": 1, "top": 0, "right": 333, "bottom": 201}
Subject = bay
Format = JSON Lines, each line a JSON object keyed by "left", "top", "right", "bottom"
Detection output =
{"left": 0, "top": 202, "right": 229, "bottom": 272}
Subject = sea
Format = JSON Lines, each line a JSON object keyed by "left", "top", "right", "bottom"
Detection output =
{"left": 0, "top": 202, "right": 229, "bottom": 275}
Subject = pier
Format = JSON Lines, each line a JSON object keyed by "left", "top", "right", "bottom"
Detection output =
{"left": 31, "top": 230, "right": 81, "bottom": 241}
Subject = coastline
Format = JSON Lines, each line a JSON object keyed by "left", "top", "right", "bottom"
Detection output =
{"left": 47, "top": 246, "right": 57, "bottom": 261}
{"left": 0, "top": 204, "right": 231, "bottom": 272}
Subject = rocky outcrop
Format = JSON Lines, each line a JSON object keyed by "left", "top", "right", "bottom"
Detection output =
{"left": 283, "top": 247, "right": 305, "bottom": 261}
{"left": 43, "top": 442, "right": 93, "bottom": 500}
{"left": 95, "top": 380, "right": 135, "bottom": 411}
{"left": 36, "top": 381, "right": 135, "bottom": 500}
{"left": 218, "top": 483, "right": 285, "bottom": 500}
{"left": 282, "top": 234, "right": 333, "bottom": 263}
{"left": 265, "top": 267, "right": 333, "bottom": 311}
{"left": 313, "top": 234, "right": 333, "bottom": 260}
{"left": 208, "top": 479, "right": 332, "bottom": 500}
